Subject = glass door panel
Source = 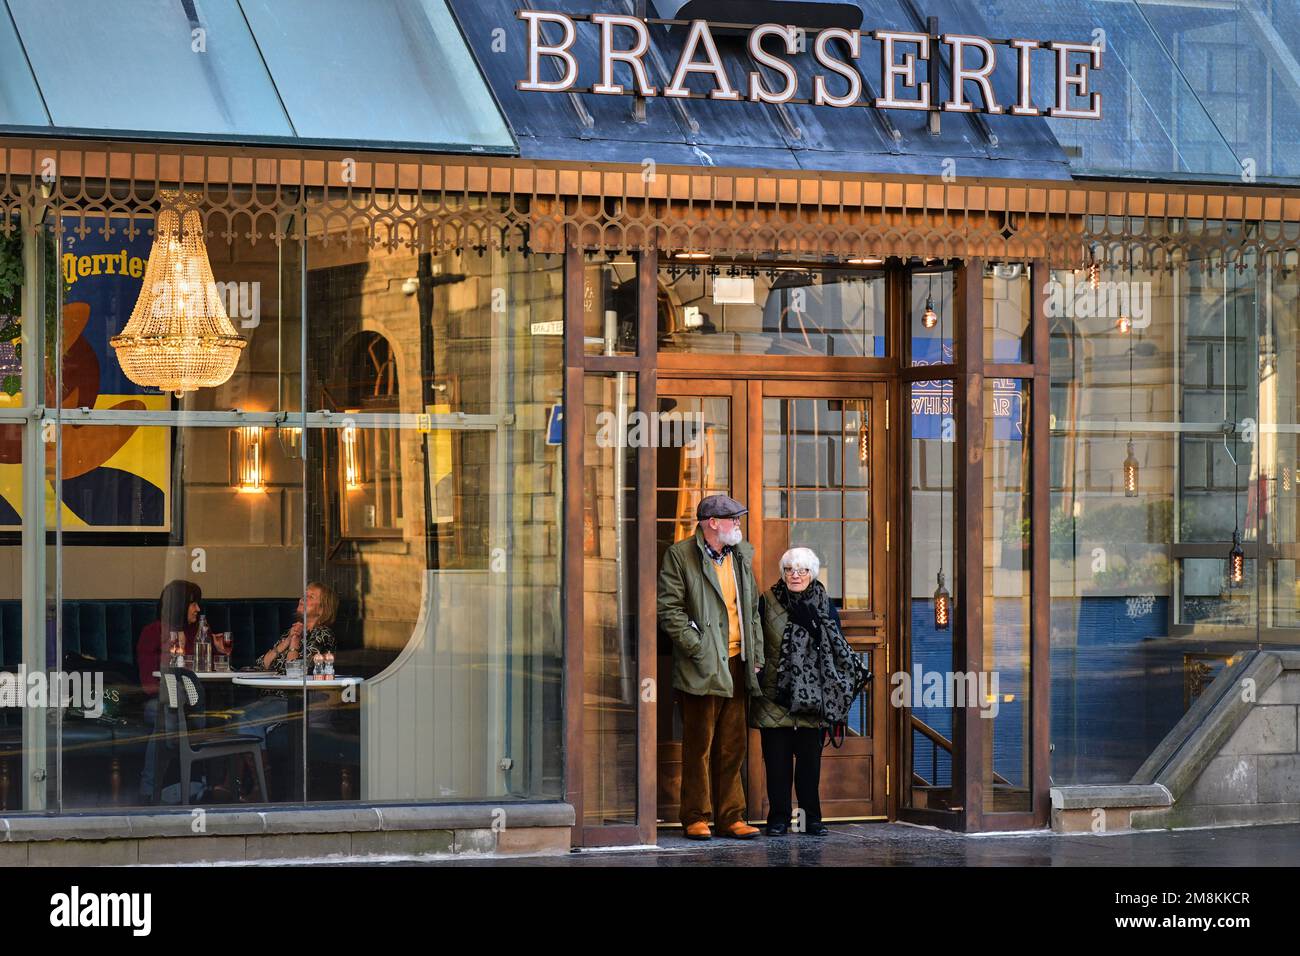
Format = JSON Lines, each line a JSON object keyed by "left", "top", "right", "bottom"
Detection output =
{"left": 761, "top": 397, "right": 871, "bottom": 609}
{"left": 756, "top": 382, "right": 887, "bottom": 820}
{"left": 654, "top": 382, "right": 738, "bottom": 825}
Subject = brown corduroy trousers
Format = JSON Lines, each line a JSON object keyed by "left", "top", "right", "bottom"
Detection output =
{"left": 678, "top": 654, "right": 747, "bottom": 828}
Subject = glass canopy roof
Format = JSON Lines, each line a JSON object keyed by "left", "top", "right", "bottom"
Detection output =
{"left": 0, "top": 0, "right": 515, "bottom": 153}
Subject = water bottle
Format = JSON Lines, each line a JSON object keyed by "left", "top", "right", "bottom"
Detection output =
{"left": 196, "top": 615, "right": 213, "bottom": 672}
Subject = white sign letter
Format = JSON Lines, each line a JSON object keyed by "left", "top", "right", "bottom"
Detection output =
{"left": 592, "top": 14, "right": 656, "bottom": 96}
{"left": 813, "top": 28, "right": 862, "bottom": 107}
{"left": 518, "top": 11, "right": 579, "bottom": 93}
{"left": 874, "top": 31, "right": 931, "bottom": 111}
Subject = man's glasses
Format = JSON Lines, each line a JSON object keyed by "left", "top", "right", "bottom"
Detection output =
{"left": 782, "top": 567, "right": 811, "bottom": 578}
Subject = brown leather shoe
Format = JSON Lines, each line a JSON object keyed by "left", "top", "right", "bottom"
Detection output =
{"left": 684, "top": 821, "right": 712, "bottom": 840}
{"left": 724, "top": 821, "right": 760, "bottom": 839}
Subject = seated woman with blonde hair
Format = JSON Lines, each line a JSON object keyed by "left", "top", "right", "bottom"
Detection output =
{"left": 237, "top": 582, "right": 339, "bottom": 752}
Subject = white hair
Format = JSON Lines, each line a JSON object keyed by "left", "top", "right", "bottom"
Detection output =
{"left": 780, "top": 547, "right": 820, "bottom": 578}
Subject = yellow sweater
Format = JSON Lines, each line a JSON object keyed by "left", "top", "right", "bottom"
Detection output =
{"left": 716, "top": 552, "right": 743, "bottom": 658}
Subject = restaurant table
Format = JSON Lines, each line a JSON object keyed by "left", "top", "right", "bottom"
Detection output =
{"left": 152, "top": 670, "right": 239, "bottom": 680}
{"left": 230, "top": 675, "right": 362, "bottom": 800}
{"left": 230, "top": 676, "right": 362, "bottom": 690}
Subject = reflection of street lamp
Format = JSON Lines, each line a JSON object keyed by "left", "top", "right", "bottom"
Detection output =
{"left": 342, "top": 420, "right": 361, "bottom": 490}
{"left": 1260, "top": 335, "right": 1277, "bottom": 378}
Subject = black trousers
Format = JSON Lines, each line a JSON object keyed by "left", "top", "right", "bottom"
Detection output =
{"left": 759, "top": 726, "right": 823, "bottom": 828}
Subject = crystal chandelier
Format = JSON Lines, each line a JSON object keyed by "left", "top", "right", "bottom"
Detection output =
{"left": 111, "top": 190, "right": 245, "bottom": 397}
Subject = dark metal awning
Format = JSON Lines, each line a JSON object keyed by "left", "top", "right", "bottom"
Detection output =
{"left": 0, "top": 0, "right": 516, "bottom": 155}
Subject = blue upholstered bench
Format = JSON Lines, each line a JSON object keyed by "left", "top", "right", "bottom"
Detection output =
{"left": 0, "top": 598, "right": 300, "bottom": 674}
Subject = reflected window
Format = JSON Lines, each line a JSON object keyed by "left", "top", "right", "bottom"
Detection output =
{"left": 324, "top": 332, "right": 403, "bottom": 540}
{"left": 658, "top": 263, "right": 885, "bottom": 357}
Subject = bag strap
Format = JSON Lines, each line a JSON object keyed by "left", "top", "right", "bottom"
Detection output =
{"left": 822, "top": 722, "right": 846, "bottom": 749}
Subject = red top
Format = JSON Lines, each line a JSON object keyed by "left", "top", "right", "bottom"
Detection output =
{"left": 136, "top": 620, "right": 197, "bottom": 695}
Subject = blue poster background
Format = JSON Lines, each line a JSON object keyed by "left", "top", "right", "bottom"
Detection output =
{"left": 62, "top": 217, "right": 156, "bottom": 396}
{"left": 910, "top": 337, "right": 1024, "bottom": 441}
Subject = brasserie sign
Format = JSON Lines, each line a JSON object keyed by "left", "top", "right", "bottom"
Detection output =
{"left": 517, "top": 11, "right": 1101, "bottom": 120}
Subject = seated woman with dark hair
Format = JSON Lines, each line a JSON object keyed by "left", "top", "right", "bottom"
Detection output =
{"left": 136, "top": 579, "right": 202, "bottom": 802}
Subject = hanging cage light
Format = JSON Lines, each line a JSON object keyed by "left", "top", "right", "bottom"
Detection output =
{"left": 111, "top": 190, "right": 246, "bottom": 397}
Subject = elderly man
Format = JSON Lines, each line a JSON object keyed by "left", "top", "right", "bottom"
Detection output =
{"left": 657, "top": 494, "right": 764, "bottom": 840}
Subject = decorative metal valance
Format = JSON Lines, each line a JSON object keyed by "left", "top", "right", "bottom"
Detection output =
{"left": 0, "top": 139, "right": 1298, "bottom": 271}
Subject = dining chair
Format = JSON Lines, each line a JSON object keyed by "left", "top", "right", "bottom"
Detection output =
{"left": 154, "top": 667, "right": 268, "bottom": 806}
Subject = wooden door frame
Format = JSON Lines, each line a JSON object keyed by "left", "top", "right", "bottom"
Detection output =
{"left": 566, "top": 251, "right": 1052, "bottom": 843}
{"left": 654, "top": 374, "right": 895, "bottom": 823}
{"left": 565, "top": 237, "right": 660, "bottom": 848}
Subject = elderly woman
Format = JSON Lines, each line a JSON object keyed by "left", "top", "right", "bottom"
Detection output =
{"left": 751, "top": 547, "right": 839, "bottom": 836}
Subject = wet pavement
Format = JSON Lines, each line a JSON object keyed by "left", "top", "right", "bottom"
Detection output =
{"left": 432, "top": 822, "right": 1300, "bottom": 866}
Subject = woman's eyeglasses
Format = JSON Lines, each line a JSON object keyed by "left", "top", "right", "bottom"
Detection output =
{"left": 782, "top": 567, "right": 812, "bottom": 578}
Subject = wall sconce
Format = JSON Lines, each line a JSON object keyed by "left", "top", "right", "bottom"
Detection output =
{"left": 231, "top": 425, "right": 265, "bottom": 493}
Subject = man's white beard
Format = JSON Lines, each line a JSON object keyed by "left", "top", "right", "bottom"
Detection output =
{"left": 720, "top": 526, "right": 743, "bottom": 547}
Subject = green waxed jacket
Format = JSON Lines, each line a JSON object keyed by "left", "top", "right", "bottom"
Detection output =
{"left": 749, "top": 586, "right": 831, "bottom": 730}
{"left": 656, "top": 526, "right": 764, "bottom": 698}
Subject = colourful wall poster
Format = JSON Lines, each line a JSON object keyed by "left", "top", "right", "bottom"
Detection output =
{"left": 0, "top": 216, "right": 170, "bottom": 532}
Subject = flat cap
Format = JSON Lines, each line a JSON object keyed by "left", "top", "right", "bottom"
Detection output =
{"left": 697, "top": 494, "right": 748, "bottom": 520}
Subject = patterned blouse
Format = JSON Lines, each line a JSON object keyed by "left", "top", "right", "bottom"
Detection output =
{"left": 257, "top": 624, "right": 337, "bottom": 676}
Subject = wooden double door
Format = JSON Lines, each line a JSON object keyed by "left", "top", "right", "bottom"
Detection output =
{"left": 655, "top": 377, "right": 891, "bottom": 824}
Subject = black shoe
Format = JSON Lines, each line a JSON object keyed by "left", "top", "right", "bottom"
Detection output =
{"left": 804, "top": 823, "right": 829, "bottom": 836}
{"left": 765, "top": 823, "right": 789, "bottom": 836}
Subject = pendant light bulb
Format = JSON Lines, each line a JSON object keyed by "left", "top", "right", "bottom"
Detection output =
{"left": 922, "top": 295, "right": 938, "bottom": 329}
{"left": 857, "top": 402, "right": 869, "bottom": 464}
{"left": 1123, "top": 441, "right": 1139, "bottom": 497}
{"left": 1088, "top": 257, "right": 1101, "bottom": 290}
{"left": 1228, "top": 531, "right": 1246, "bottom": 588}
{"left": 1117, "top": 313, "right": 1131, "bottom": 334}
{"left": 933, "top": 570, "right": 951, "bottom": 631}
